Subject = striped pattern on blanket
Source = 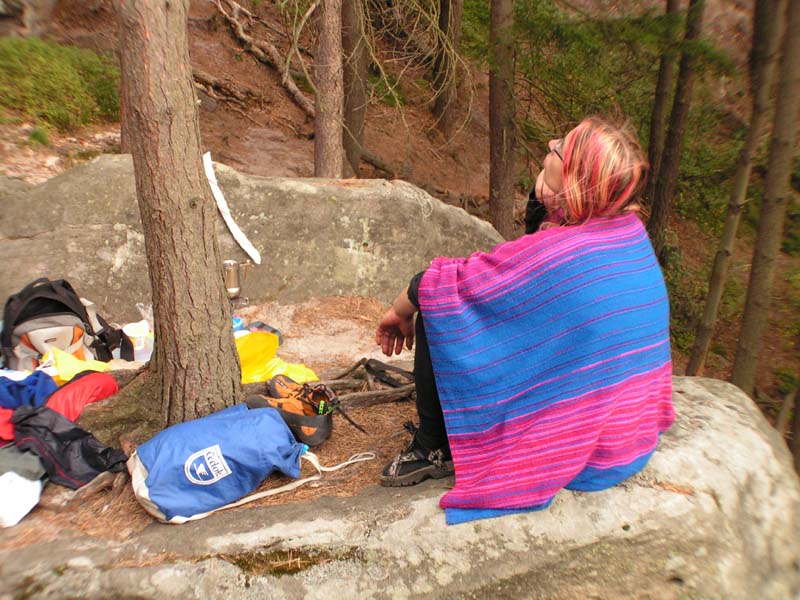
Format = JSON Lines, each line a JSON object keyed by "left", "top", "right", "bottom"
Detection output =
{"left": 417, "top": 212, "right": 674, "bottom": 524}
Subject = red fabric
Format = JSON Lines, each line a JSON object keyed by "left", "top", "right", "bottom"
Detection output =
{"left": 45, "top": 373, "right": 118, "bottom": 421}
{"left": 0, "top": 407, "right": 13, "bottom": 441}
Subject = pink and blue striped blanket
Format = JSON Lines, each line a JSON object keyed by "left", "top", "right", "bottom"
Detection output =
{"left": 417, "top": 212, "right": 674, "bottom": 524}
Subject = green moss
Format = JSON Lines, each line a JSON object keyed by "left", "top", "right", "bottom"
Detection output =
{"left": 0, "top": 38, "right": 119, "bottom": 131}
{"left": 28, "top": 125, "right": 51, "bottom": 146}
{"left": 219, "top": 547, "right": 361, "bottom": 577}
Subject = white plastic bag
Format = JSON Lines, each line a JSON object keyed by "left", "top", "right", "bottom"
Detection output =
{"left": 0, "top": 471, "right": 42, "bottom": 527}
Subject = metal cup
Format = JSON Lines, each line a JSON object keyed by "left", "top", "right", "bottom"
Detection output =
{"left": 223, "top": 260, "right": 251, "bottom": 299}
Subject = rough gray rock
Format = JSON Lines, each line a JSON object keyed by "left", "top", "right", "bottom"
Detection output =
{"left": 0, "top": 154, "right": 502, "bottom": 322}
{"left": 2, "top": 377, "right": 799, "bottom": 599}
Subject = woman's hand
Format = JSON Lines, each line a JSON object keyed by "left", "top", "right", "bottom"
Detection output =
{"left": 375, "top": 307, "right": 415, "bottom": 356}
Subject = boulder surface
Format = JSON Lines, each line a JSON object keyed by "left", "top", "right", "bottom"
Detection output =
{"left": 2, "top": 377, "right": 799, "bottom": 599}
{"left": 0, "top": 155, "right": 502, "bottom": 323}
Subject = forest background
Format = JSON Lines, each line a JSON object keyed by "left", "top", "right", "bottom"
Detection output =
{"left": 0, "top": 0, "right": 798, "bottom": 443}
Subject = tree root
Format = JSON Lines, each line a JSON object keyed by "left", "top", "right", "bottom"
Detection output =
{"left": 214, "top": 0, "right": 316, "bottom": 118}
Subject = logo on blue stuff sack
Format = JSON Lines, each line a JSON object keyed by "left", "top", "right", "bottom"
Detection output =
{"left": 184, "top": 445, "right": 232, "bottom": 485}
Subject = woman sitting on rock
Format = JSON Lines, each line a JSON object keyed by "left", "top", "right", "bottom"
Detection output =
{"left": 375, "top": 115, "right": 675, "bottom": 525}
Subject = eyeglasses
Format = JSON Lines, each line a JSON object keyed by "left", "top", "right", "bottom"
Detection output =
{"left": 551, "top": 138, "right": 564, "bottom": 162}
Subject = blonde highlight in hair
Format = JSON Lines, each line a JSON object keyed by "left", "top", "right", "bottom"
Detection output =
{"left": 560, "top": 116, "right": 648, "bottom": 224}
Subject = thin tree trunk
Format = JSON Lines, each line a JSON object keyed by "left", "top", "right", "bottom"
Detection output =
{"left": 644, "top": 0, "right": 680, "bottom": 206}
{"left": 647, "top": 0, "right": 706, "bottom": 263}
{"left": 432, "top": 0, "right": 463, "bottom": 136}
{"left": 342, "top": 0, "right": 367, "bottom": 176}
{"left": 115, "top": 0, "right": 242, "bottom": 426}
{"left": 687, "top": 0, "right": 786, "bottom": 375}
{"left": 732, "top": 0, "right": 800, "bottom": 396}
{"left": 488, "top": 0, "right": 515, "bottom": 240}
{"left": 314, "top": 0, "right": 344, "bottom": 178}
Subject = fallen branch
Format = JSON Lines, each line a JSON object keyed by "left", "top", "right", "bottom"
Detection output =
{"left": 326, "top": 357, "right": 367, "bottom": 380}
{"left": 361, "top": 146, "right": 397, "bottom": 177}
{"left": 192, "top": 67, "right": 255, "bottom": 105}
{"left": 338, "top": 383, "right": 415, "bottom": 409}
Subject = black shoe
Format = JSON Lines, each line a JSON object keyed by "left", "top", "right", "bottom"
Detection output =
{"left": 380, "top": 422, "right": 454, "bottom": 487}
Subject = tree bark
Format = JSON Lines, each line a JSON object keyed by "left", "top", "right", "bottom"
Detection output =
{"left": 646, "top": 0, "right": 707, "bottom": 263}
{"left": 115, "top": 0, "right": 242, "bottom": 426}
{"left": 643, "top": 0, "right": 680, "bottom": 206}
{"left": 488, "top": 0, "right": 515, "bottom": 240}
{"left": 687, "top": 0, "right": 786, "bottom": 375}
{"left": 432, "top": 0, "right": 463, "bottom": 136}
{"left": 314, "top": 0, "right": 344, "bottom": 178}
{"left": 732, "top": 0, "right": 800, "bottom": 396}
{"left": 342, "top": 0, "right": 367, "bottom": 176}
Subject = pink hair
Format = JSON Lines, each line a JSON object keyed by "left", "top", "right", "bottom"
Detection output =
{"left": 559, "top": 116, "right": 648, "bottom": 224}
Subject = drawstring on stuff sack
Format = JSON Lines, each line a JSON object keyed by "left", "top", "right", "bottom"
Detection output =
{"left": 215, "top": 449, "right": 376, "bottom": 512}
{"left": 132, "top": 449, "right": 376, "bottom": 524}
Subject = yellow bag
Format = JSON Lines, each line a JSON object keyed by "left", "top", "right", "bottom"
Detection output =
{"left": 235, "top": 332, "right": 317, "bottom": 384}
{"left": 38, "top": 348, "right": 111, "bottom": 386}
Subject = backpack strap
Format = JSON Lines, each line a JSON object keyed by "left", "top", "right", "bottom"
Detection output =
{"left": 81, "top": 300, "right": 134, "bottom": 361}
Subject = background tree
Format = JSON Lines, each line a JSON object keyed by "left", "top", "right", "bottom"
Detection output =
{"left": 646, "top": 0, "right": 706, "bottom": 263}
{"left": 488, "top": 0, "right": 515, "bottom": 239}
{"left": 732, "top": 0, "right": 800, "bottom": 396}
{"left": 432, "top": 0, "right": 464, "bottom": 136}
{"left": 115, "top": 0, "right": 242, "bottom": 426}
{"left": 687, "top": 0, "right": 787, "bottom": 375}
{"left": 342, "top": 0, "right": 367, "bottom": 176}
{"left": 643, "top": 0, "right": 680, "bottom": 206}
{"left": 314, "top": 0, "right": 344, "bottom": 177}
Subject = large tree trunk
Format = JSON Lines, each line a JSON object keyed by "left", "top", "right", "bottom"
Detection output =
{"left": 488, "top": 0, "right": 515, "bottom": 240}
{"left": 314, "top": 0, "right": 344, "bottom": 178}
{"left": 342, "top": 0, "right": 367, "bottom": 177}
{"left": 115, "top": 0, "right": 242, "bottom": 426}
{"left": 646, "top": 0, "right": 706, "bottom": 263}
{"left": 731, "top": 0, "right": 800, "bottom": 396}
{"left": 432, "top": 0, "right": 463, "bottom": 136}
{"left": 643, "top": 0, "right": 680, "bottom": 206}
{"left": 687, "top": 0, "right": 786, "bottom": 375}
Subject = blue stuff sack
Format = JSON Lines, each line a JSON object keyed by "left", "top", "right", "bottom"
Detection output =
{"left": 128, "top": 404, "right": 305, "bottom": 524}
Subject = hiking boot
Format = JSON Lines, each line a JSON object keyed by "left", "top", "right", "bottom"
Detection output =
{"left": 379, "top": 423, "right": 454, "bottom": 487}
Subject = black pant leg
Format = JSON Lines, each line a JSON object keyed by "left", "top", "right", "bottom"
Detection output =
{"left": 413, "top": 314, "right": 449, "bottom": 451}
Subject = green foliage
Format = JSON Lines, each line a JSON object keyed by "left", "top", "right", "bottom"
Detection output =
{"left": 662, "top": 249, "right": 706, "bottom": 353}
{"left": 27, "top": 125, "right": 50, "bottom": 146}
{"left": 0, "top": 38, "right": 119, "bottom": 131}
{"left": 674, "top": 92, "right": 746, "bottom": 234}
{"left": 787, "top": 269, "right": 800, "bottom": 339}
{"left": 774, "top": 367, "right": 798, "bottom": 398}
{"left": 369, "top": 73, "right": 405, "bottom": 107}
{"left": 783, "top": 199, "right": 800, "bottom": 257}
{"left": 462, "top": 0, "right": 743, "bottom": 231}
{"left": 782, "top": 159, "right": 800, "bottom": 256}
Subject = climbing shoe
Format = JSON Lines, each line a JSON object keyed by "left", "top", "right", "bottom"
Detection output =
{"left": 245, "top": 391, "right": 333, "bottom": 447}
{"left": 379, "top": 422, "right": 454, "bottom": 487}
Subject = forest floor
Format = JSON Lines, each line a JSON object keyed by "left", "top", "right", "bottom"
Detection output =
{"left": 1, "top": 2, "right": 798, "bottom": 414}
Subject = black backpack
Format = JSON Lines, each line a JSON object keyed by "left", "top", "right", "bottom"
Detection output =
{"left": 1, "top": 278, "right": 134, "bottom": 370}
